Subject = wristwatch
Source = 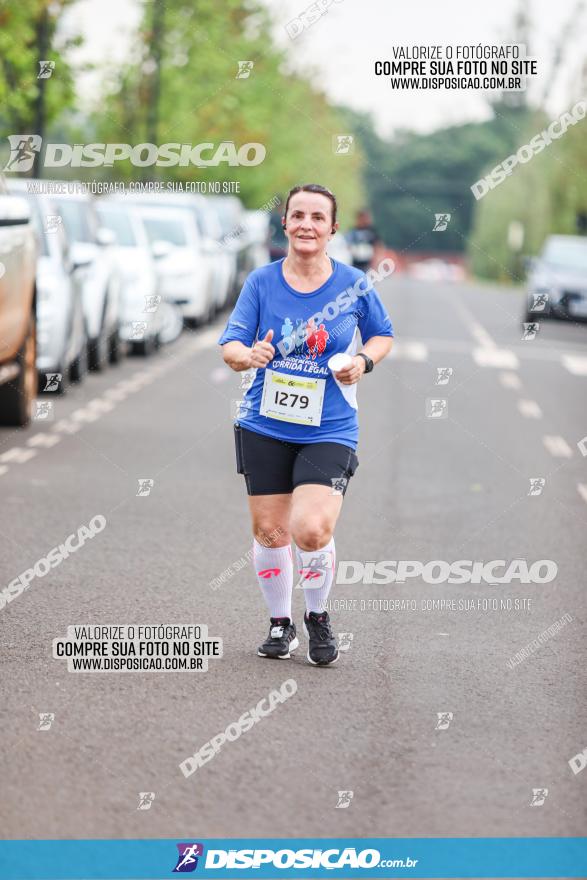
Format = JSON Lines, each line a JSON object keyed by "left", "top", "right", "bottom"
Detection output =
{"left": 357, "top": 352, "right": 374, "bottom": 373}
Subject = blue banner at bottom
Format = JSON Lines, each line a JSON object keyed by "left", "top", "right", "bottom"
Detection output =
{"left": 0, "top": 838, "right": 586, "bottom": 879}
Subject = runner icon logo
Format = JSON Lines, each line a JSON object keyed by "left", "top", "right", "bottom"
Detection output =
{"left": 528, "top": 478, "right": 546, "bottom": 496}
{"left": 530, "top": 788, "right": 548, "bottom": 806}
{"left": 38, "top": 713, "right": 55, "bottom": 731}
{"left": 335, "top": 790, "right": 354, "bottom": 808}
{"left": 173, "top": 843, "right": 204, "bottom": 873}
{"left": 435, "top": 712, "right": 453, "bottom": 730}
{"left": 137, "top": 792, "right": 155, "bottom": 810}
{"left": 433, "top": 213, "right": 451, "bottom": 231}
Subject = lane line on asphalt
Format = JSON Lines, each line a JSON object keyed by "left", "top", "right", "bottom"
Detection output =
{"left": 562, "top": 354, "right": 587, "bottom": 376}
{"left": 389, "top": 340, "right": 428, "bottom": 361}
{"left": 543, "top": 435, "right": 573, "bottom": 458}
{"left": 0, "top": 328, "right": 220, "bottom": 480}
{"left": 473, "top": 347, "right": 519, "bottom": 369}
{"left": 578, "top": 483, "right": 587, "bottom": 505}
{"left": 518, "top": 399, "right": 543, "bottom": 419}
{"left": 499, "top": 372, "right": 522, "bottom": 390}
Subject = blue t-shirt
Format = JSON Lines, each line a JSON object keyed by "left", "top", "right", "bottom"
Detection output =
{"left": 217, "top": 258, "right": 394, "bottom": 450}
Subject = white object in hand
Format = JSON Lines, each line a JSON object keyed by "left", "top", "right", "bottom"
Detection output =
{"left": 328, "top": 353, "right": 353, "bottom": 373}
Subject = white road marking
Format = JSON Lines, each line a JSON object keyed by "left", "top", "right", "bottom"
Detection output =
{"left": 390, "top": 341, "right": 428, "bottom": 361}
{"left": 451, "top": 296, "right": 497, "bottom": 348}
{"left": 562, "top": 355, "right": 587, "bottom": 376}
{"left": 0, "top": 465, "right": 8, "bottom": 477}
{"left": 473, "top": 348, "right": 519, "bottom": 369}
{"left": 543, "top": 435, "right": 573, "bottom": 458}
{"left": 577, "top": 484, "right": 587, "bottom": 505}
{"left": 518, "top": 399, "right": 542, "bottom": 419}
{"left": 499, "top": 372, "right": 522, "bottom": 390}
{"left": 0, "top": 447, "right": 38, "bottom": 464}
{"left": 27, "top": 432, "right": 61, "bottom": 448}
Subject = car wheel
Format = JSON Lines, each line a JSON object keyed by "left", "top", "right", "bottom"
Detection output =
{"left": 88, "top": 327, "right": 108, "bottom": 371}
{"left": 131, "top": 336, "right": 153, "bottom": 357}
{"left": 109, "top": 330, "right": 121, "bottom": 365}
{"left": 69, "top": 339, "right": 88, "bottom": 383}
{"left": 0, "top": 310, "right": 37, "bottom": 427}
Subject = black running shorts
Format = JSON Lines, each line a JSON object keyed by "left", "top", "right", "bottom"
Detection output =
{"left": 233, "top": 423, "right": 359, "bottom": 496}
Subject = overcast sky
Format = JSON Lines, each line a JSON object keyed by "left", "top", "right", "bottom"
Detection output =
{"left": 63, "top": 0, "right": 587, "bottom": 138}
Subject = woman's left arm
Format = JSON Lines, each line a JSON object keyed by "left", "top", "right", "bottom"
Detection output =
{"left": 334, "top": 335, "right": 394, "bottom": 385}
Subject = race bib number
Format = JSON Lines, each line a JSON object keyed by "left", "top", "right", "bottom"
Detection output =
{"left": 260, "top": 368, "right": 325, "bottom": 426}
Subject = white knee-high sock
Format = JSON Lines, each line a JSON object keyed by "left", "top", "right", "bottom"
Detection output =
{"left": 295, "top": 537, "right": 335, "bottom": 614}
{"left": 253, "top": 539, "right": 293, "bottom": 619}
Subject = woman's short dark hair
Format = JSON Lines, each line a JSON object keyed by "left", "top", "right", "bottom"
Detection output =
{"left": 284, "top": 183, "right": 338, "bottom": 226}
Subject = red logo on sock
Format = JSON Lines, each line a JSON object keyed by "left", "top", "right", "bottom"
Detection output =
{"left": 298, "top": 569, "right": 321, "bottom": 580}
{"left": 258, "top": 568, "right": 281, "bottom": 578}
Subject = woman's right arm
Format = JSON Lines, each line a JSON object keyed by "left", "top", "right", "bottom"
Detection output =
{"left": 222, "top": 341, "right": 253, "bottom": 372}
{"left": 222, "top": 330, "right": 275, "bottom": 372}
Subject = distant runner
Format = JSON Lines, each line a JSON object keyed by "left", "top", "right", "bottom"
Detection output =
{"left": 218, "top": 184, "right": 394, "bottom": 666}
{"left": 346, "top": 209, "right": 380, "bottom": 272}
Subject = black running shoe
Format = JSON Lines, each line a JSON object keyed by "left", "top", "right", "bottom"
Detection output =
{"left": 303, "top": 611, "right": 339, "bottom": 666}
{"left": 257, "top": 617, "right": 299, "bottom": 659}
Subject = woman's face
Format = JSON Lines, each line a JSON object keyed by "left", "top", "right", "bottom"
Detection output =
{"left": 284, "top": 191, "right": 337, "bottom": 257}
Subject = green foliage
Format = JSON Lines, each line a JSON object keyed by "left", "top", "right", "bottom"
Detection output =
{"left": 92, "top": 0, "right": 364, "bottom": 212}
{"left": 0, "top": 0, "right": 78, "bottom": 134}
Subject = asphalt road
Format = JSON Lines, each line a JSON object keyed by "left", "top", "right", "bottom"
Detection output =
{"left": 1, "top": 276, "right": 586, "bottom": 852}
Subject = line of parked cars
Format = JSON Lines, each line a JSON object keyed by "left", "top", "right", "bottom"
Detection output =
{"left": 0, "top": 177, "right": 271, "bottom": 427}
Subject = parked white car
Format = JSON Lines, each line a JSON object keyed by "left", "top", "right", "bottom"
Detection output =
{"left": 50, "top": 191, "right": 122, "bottom": 370}
{"left": 8, "top": 180, "right": 87, "bottom": 391}
{"left": 134, "top": 206, "right": 215, "bottom": 325}
{"left": 116, "top": 192, "right": 227, "bottom": 315}
{"left": 0, "top": 180, "right": 37, "bottom": 426}
{"left": 244, "top": 210, "right": 270, "bottom": 269}
{"left": 96, "top": 200, "right": 166, "bottom": 355}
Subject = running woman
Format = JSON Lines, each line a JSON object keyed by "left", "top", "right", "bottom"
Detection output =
{"left": 218, "top": 184, "right": 394, "bottom": 665}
